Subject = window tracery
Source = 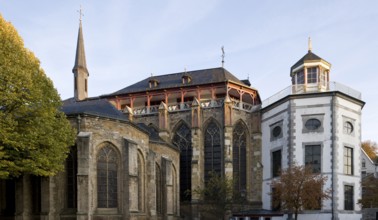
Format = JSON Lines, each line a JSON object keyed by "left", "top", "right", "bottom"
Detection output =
{"left": 97, "top": 145, "right": 118, "bottom": 208}
{"left": 172, "top": 123, "right": 192, "bottom": 201}
{"left": 233, "top": 121, "right": 247, "bottom": 193}
{"left": 204, "top": 121, "right": 222, "bottom": 182}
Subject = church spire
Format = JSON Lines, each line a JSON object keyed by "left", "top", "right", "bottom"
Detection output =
{"left": 72, "top": 7, "right": 89, "bottom": 101}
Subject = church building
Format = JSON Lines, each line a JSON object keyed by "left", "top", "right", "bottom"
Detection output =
{"left": 0, "top": 18, "right": 365, "bottom": 220}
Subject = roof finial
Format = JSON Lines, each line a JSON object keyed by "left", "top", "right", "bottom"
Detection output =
{"left": 77, "top": 5, "right": 84, "bottom": 22}
{"left": 308, "top": 37, "right": 312, "bottom": 52}
{"left": 221, "top": 46, "right": 225, "bottom": 68}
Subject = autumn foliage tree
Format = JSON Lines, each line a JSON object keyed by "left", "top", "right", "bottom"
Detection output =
{"left": 359, "top": 174, "right": 378, "bottom": 208}
{"left": 0, "top": 15, "right": 76, "bottom": 179}
{"left": 270, "top": 164, "right": 331, "bottom": 220}
{"left": 362, "top": 140, "right": 378, "bottom": 162}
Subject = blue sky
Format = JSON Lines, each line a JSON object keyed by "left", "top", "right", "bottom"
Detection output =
{"left": 1, "top": 1, "right": 377, "bottom": 141}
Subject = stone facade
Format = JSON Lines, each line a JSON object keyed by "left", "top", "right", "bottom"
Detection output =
{"left": 0, "top": 114, "right": 180, "bottom": 220}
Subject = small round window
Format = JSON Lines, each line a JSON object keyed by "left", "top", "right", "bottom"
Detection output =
{"left": 305, "top": 119, "right": 321, "bottom": 130}
{"left": 345, "top": 122, "right": 354, "bottom": 134}
{"left": 272, "top": 126, "right": 282, "bottom": 137}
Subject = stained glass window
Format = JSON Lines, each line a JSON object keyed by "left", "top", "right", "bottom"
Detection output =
{"left": 97, "top": 145, "right": 118, "bottom": 208}
{"left": 204, "top": 121, "right": 222, "bottom": 182}
{"left": 233, "top": 121, "right": 247, "bottom": 193}
{"left": 172, "top": 123, "right": 192, "bottom": 201}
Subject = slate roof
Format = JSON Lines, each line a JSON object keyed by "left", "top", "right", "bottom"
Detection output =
{"left": 291, "top": 50, "right": 330, "bottom": 72}
{"left": 107, "top": 67, "right": 249, "bottom": 96}
{"left": 62, "top": 97, "right": 128, "bottom": 121}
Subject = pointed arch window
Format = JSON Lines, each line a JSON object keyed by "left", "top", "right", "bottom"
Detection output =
{"left": 137, "top": 153, "right": 144, "bottom": 211}
{"left": 233, "top": 121, "right": 247, "bottom": 193}
{"left": 156, "top": 163, "right": 162, "bottom": 215}
{"left": 67, "top": 146, "right": 77, "bottom": 209}
{"left": 172, "top": 123, "right": 192, "bottom": 201}
{"left": 204, "top": 121, "right": 222, "bottom": 182}
{"left": 97, "top": 145, "right": 118, "bottom": 208}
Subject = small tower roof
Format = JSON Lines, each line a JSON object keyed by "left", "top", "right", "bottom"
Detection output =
{"left": 290, "top": 50, "right": 331, "bottom": 74}
{"left": 72, "top": 20, "right": 89, "bottom": 75}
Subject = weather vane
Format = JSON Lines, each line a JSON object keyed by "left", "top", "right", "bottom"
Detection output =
{"left": 221, "top": 46, "right": 225, "bottom": 68}
{"left": 77, "top": 5, "right": 84, "bottom": 22}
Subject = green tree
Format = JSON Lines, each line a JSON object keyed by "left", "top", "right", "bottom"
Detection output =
{"left": 362, "top": 140, "right": 378, "bottom": 162}
{"left": 0, "top": 15, "right": 76, "bottom": 179}
{"left": 193, "top": 172, "right": 247, "bottom": 220}
{"left": 270, "top": 164, "right": 331, "bottom": 220}
{"left": 359, "top": 174, "right": 378, "bottom": 208}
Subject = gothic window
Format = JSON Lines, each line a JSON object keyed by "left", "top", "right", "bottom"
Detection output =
{"left": 172, "top": 122, "right": 192, "bottom": 201}
{"left": 31, "top": 175, "right": 41, "bottom": 214}
{"left": 233, "top": 121, "right": 247, "bottom": 193}
{"left": 172, "top": 165, "right": 177, "bottom": 214}
{"left": 67, "top": 146, "right": 77, "bottom": 209}
{"left": 156, "top": 164, "right": 162, "bottom": 215}
{"left": 97, "top": 145, "right": 118, "bottom": 208}
{"left": 204, "top": 121, "right": 222, "bottom": 182}
{"left": 137, "top": 152, "right": 144, "bottom": 211}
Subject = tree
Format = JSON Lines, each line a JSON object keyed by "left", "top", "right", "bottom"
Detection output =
{"left": 270, "top": 164, "right": 331, "bottom": 220}
{"left": 193, "top": 172, "right": 247, "bottom": 220}
{"left": 0, "top": 15, "right": 76, "bottom": 179}
{"left": 359, "top": 174, "right": 378, "bottom": 208}
{"left": 362, "top": 140, "right": 378, "bottom": 162}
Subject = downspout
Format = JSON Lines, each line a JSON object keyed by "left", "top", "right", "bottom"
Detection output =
{"left": 331, "top": 95, "right": 335, "bottom": 220}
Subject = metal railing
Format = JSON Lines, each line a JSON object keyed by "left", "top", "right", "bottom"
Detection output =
{"left": 262, "top": 81, "right": 362, "bottom": 108}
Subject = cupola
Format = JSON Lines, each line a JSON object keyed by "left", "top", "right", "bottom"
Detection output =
{"left": 182, "top": 72, "right": 192, "bottom": 84}
{"left": 290, "top": 38, "right": 331, "bottom": 93}
{"left": 148, "top": 76, "right": 159, "bottom": 88}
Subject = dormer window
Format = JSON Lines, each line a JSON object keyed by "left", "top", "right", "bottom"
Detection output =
{"left": 149, "top": 79, "right": 159, "bottom": 88}
{"left": 182, "top": 75, "right": 191, "bottom": 84}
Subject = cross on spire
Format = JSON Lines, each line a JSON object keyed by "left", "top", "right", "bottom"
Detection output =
{"left": 221, "top": 46, "right": 225, "bottom": 68}
{"left": 308, "top": 37, "right": 312, "bottom": 52}
{"left": 77, "top": 5, "right": 84, "bottom": 22}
